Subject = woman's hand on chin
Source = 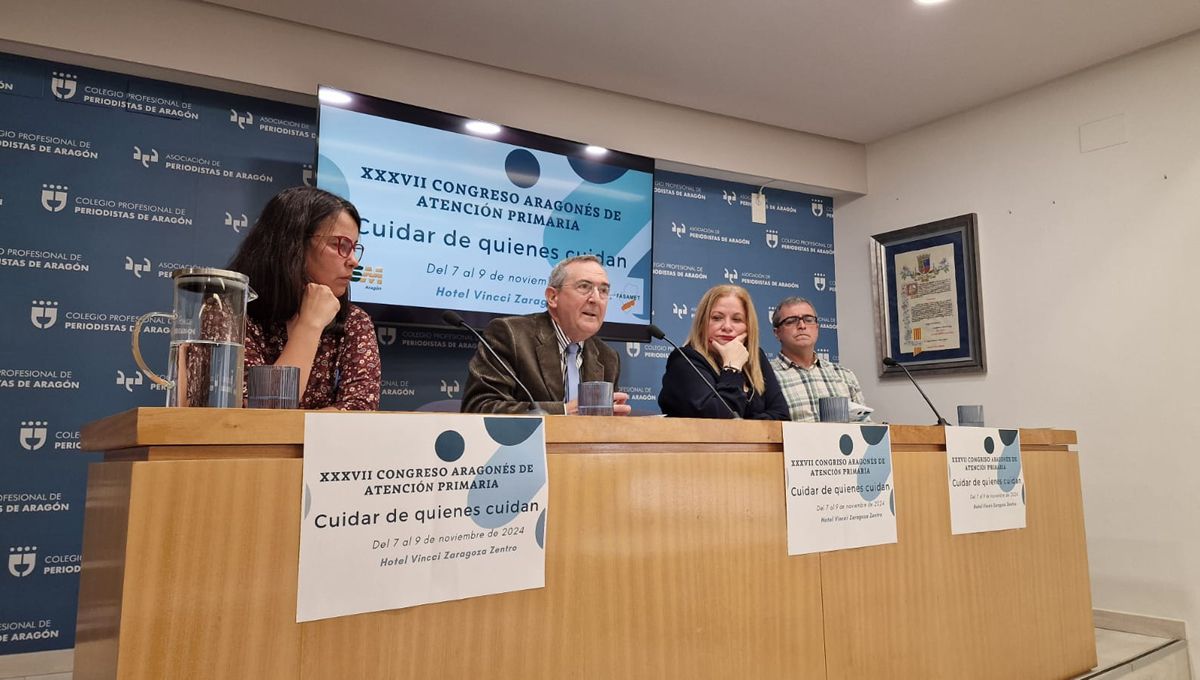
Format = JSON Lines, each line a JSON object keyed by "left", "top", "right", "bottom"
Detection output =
{"left": 289, "top": 283, "right": 340, "bottom": 335}
{"left": 711, "top": 333, "right": 749, "bottom": 371}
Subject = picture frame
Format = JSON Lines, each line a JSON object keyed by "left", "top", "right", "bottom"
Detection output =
{"left": 870, "top": 213, "right": 986, "bottom": 376}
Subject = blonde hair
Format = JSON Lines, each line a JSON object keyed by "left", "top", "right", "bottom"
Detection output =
{"left": 685, "top": 285, "right": 766, "bottom": 394}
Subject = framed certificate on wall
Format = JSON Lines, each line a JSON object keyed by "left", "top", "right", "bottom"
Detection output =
{"left": 871, "top": 214, "right": 986, "bottom": 376}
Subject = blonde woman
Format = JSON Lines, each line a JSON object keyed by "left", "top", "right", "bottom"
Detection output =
{"left": 657, "top": 285, "right": 788, "bottom": 419}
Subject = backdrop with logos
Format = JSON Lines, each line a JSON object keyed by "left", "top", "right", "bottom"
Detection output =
{"left": 0, "top": 51, "right": 836, "bottom": 655}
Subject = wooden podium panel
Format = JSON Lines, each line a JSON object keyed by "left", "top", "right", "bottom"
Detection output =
{"left": 819, "top": 443, "right": 1095, "bottom": 680}
{"left": 75, "top": 410, "right": 1093, "bottom": 680}
{"left": 299, "top": 449, "right": 825, "bottom": 679}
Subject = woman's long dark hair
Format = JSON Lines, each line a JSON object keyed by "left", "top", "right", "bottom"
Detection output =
{"left": 228, "top": 186, "right": 361, "bottom": 335}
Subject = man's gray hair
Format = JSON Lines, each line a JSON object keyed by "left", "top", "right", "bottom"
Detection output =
{"left": 548, "top": 254, "right": 603, "bottom": 289}
{"left": 771, "top": 296, "right": 817, "bottom": 326}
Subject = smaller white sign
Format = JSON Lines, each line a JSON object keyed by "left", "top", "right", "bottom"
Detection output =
{"left": 783, "top": 423, "right": 897, "bottom": 556}
{"left": 945, "top": 427, "right": 1025, "bottom": 535}
{"left": 297, "top": 413, "right": 548, "bottom": 622}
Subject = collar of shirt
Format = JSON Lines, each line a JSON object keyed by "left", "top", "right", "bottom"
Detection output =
{"left": 775, "top": 353, "right": 823, "bottom": 372}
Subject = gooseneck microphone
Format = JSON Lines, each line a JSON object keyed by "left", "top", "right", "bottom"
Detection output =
{"left": 443, "top": 310, "right": 546, "bottom": 415}
{"left": 882, "top": 357, "right": 949, "bottom": 426}
{"left": 648, "top": 324, "right": 740, "bottom": 419}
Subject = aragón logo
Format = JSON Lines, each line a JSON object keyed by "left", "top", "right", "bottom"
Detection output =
{"left": 439, "top": 379, "right": 460, "bottom": 397}
{"left": 671, "top": 302, "right": 688, "bottom": 319}
{"left": 376, "top": 326, "right": 397, "bottom": 347}
{"left": 30, "top": 300, "right": 58, "bottom": 329}
{"left": 724, "top": 267, "right": 739, "bottom": 283}
{"left": 225, "top": 212, "right": 248, "bottom": 233}
{"left": 132, "top": 146, "right": 159, "bottom": 168}
{"left": 625, "top": 342, "right": 641, "bottom": 358}
{"left": 116, "top": 370, "right": 144, "bottom": 392}
{"left": 722, "top": 189, "right": 737, "bottom": 206}
{"left": 671, "top": 222, "right": 686, "bottom": 238}
{"left": 7, "top": 547, "right": 37, "bottom": 578}
{"left": 19, "top": 421, "right": 48, "bottom": 451}
{"left": 229, "top": 109, "right": 254, "bottom": 130}
{"left": 50, "top": 72, "right": 76, "bottom": 100}
{"left": 124, "top": 256, "right": 151, "bottom": 278}
{"left": 352, "top": 265, "right": 383, "bottom": 286}
{"left": 40, "top": 184, "right": 68, "bottom": 212}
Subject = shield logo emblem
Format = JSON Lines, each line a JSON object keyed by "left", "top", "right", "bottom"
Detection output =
{"left": 918, "top": 254, "right": 931, "bottom": 273}
{"left": 814, "top": 273, "right": 827, "bottom": 291}
{"left": 625, "top": 342, "right": 641, "bottom": 358}
{"left": 765, "top": 230, "right": 779, "bottom": 248}
{"left": 40, "top": 185, "right": 68, "bottom": 212}
{"left": 51, "top": 72, "right": 76, "bottom": 100}
{"left": 302, "top": 166, "right": 315, "bottom": 187}
{"left": 7, "top": 549, "right": 36, "bottom": 577}
{"left": 376, "top": 327, "right": 397, "bottom": 346}
{"left": 811, "top": 200, "right": 824, "bottom": 218}
{"left": 30, "top": 302, "right": 57, "bottom": 329}
{"left": 19, "top": 421, "right": 47, "bottom": 451}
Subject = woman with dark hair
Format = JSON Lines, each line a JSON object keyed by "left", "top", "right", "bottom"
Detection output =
{"left": 228, "top": 186, "right": 381, "bottom": 410}
{"left": 657, "top": 284, "right": 788, "bottom": 420}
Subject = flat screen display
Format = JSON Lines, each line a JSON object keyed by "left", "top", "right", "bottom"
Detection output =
{"left": 316, "top": 87, "right": 654, "bottom": 340}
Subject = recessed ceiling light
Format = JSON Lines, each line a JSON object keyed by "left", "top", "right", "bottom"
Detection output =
{"left": 465, "top": 120, "right": 502, "bottom": 135}
{"left": 914, "top": 0, "right": 949, "bottom": 5}
{"left": 584, "top": 145, "right": 608, "bottom": 156}
{"left": 318, "top": 87, "right": 352, "bottom": 105}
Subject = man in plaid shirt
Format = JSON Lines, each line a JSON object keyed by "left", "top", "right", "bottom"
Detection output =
{"left": 770, "top": 296, "right": 869, "bottom": 422}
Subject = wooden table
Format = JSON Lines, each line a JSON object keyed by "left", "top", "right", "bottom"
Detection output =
{"left": 76, "top": 409, "right": 1094, "bottom": 680}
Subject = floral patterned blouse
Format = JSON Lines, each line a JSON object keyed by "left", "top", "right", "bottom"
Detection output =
{"left": 244, "top": 304, "right": 381, "bottom": 410}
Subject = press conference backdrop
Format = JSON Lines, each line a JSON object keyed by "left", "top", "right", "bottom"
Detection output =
{"left": 0, "top": 51, "right": 836, "bottom": 655}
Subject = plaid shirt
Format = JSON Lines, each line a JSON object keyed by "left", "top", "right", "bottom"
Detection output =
{"left": 771, "top": 353, "right": 867, "bottom": 422}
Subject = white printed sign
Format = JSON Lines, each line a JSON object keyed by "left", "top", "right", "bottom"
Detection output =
{"left": 783, "top": 423, "right": 896, "bottom": 555}
{"left": 945, "top": 427, "right": 1025, "bottom": 535}
{"left": 297, "top": 413, "right": 547, "bottom": 622}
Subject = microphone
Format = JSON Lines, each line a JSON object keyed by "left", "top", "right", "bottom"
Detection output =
{"left": 648, "top": 324, "right": 740, "bottom": 419}
{"left": 443, "top": 310, "right": 545, "bottom": 415}
{"left": 882, "top": 357, "right": 949, "bottom": 426}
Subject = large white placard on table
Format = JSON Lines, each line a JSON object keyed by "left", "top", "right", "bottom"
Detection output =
{"left": 297, "top": 413, "right": 547, "bottom": 622}
{"left": 945, "top": 427, "right": 1025, "bottom": 535}
{"left": 782, "top": 423, "right": 896, "bottom": 556}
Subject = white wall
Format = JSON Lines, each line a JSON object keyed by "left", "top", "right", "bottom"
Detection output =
{"left": 0, "top": 0, "right": 865, "bottom": 196}
{"left": 836, "top": 30, "right": 1200, "bottom": 656}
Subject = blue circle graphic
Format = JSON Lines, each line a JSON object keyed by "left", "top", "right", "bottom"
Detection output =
{"left": 435, "top": 430, "right": 465, "bottom": 462}
{"left": 505, "top": 149, "right": 540, "bottom": 188}
{"left": 839, "top": 434, "right": 854, "bottom": 455}
{"left": 984, "top": 437, "right": 995, "bottom": 454}
{"left": 567, "top": 156, "right": 628, "bottom": 184}
{"left": 484, "top": 417, "right": 541, "bottom": 446}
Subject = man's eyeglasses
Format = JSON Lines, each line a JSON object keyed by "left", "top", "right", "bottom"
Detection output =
{"left": 566, "top": 280, "right": 610, "bottom": 299}
{"left": 774, "top": 314, "right": 818, "bottom": 328}
{"left": 323, "top": 235, "right": 364, "bottom": 260}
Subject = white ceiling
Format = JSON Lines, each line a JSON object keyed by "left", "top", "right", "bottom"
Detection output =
{"left": 208, "top": 0, "right": 1200, "bottom": 143}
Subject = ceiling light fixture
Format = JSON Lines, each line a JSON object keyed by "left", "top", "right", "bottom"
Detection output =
{"left": 318, "top": 87, "right": 352, "bottom": 105}
{"left": 913, "top": 0, "right": 950, "bottom": 5}
{"left": 584, "top": 145, "right": 608, "bottom": 156}
{"left": 465, "top": 121, "right": 502, "bottom": 135}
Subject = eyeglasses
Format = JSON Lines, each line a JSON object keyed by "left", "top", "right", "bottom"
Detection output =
{"left": 774, "top": 314, "right": 818, "bottom": 328}
{"left": 323, "top": 235, "right": 364, "bottom": 260}
{"left": 566, "top": 280, "right": 610, "bottom": 299}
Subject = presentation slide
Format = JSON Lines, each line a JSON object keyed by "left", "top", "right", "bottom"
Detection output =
{"left": 316, "top": 91, "right": 653, "bottom": 337}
